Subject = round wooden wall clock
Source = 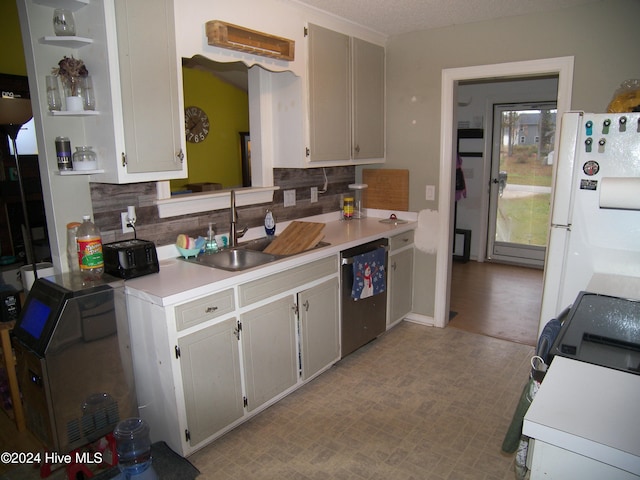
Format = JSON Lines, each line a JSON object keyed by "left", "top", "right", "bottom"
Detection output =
{"left": 185, "top": 106, "right": 210, "bottom": 143}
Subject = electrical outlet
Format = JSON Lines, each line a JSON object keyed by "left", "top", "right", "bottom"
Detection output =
{"left": 121, "top": 212, "right": 134, "bottom": 233}
{"left": 310, "top": 187, "right": 318, "bottom": 203}
{"left": 284, "top": 189, "right": 296, "bottom": 207}
{"left": 425, "top": 185, "right": 436, "bottom": 201}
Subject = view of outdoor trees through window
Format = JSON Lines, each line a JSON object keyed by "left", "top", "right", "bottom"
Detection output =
{"left": 495, "top": 107, "right": 556, "bottom": 248}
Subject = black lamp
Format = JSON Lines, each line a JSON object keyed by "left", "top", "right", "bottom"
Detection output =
{"left": 0, "top": 96, "right": 38, "bottom": 282}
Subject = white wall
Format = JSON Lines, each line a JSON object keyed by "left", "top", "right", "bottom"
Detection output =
{"left": 385, "top": 0, "right": 640, "bottom": 318}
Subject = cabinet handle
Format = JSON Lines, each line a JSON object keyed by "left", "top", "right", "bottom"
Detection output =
{"left": 354, "top": 144, "right": 360, "bottom": 154}
{"left": 392, "top": 261, "right": 397, "bottom": 271}
{"left": 177, "top": 149, "right": 184, "bottom": 163}
{"left": 121, "top": 152, "right": 127, "bottom": 167}
{"left": 303, "top": 300, "right": 310, "bottom": 312}
{"left": 205, "top": 306, "right": 218, "bottom": 313}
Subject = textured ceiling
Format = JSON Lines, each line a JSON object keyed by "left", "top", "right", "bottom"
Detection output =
{"left": 295, "top": 0, "right": 600, "bottom": 36}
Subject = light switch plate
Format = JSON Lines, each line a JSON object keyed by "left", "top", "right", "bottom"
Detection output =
{"left": 425, "top": 185, "right": 436, "bottom": 201}
{"left": 310, "top": 187, "right": 318, "bottom": 203}
{"left": 284, "top": 189, "right": 296, "bottom": 207}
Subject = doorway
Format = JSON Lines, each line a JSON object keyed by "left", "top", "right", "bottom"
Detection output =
{"left": 435, "top": 57, "right": 574, "bottom": 331}
{"left": 486, "top": 102, "right": 556, "bottom": 267}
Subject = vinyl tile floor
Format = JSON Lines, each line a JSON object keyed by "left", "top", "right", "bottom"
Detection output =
{"left": 189, "top": 321, "right": 535, "bottom": 480}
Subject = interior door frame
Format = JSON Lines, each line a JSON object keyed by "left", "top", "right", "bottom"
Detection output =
{"left": 435, "top": 57, "right": 574, "bottom": 329}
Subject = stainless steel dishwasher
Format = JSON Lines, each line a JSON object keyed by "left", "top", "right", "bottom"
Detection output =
{"left": 340, "top": 238, "right": 388, "bottom": 358}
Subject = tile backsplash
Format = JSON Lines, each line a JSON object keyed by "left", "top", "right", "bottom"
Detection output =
{"left": 90, "top": 167, "right": 355, "bottom": 247}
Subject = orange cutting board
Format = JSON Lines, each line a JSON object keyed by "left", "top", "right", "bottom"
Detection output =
{"left": 362, "top": 169, "right": 410, "bottom": 211}
{"left": 263, "top": 221, "right": 325, "bottom": 256}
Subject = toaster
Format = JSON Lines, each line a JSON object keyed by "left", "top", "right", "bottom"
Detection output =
{"left": 103, "top": 239, "right": 159, "bottom": 279}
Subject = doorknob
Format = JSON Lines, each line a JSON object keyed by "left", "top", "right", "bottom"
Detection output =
{"left": 492, "top": 178, "right": 499, "bottom": 184}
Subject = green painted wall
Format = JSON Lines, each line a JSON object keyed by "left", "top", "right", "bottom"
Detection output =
{"left": 171, "top": 67, "right": 249, "bottom": 192}
{"left": 0, "top": 2, "right": 27, "bottom": 75}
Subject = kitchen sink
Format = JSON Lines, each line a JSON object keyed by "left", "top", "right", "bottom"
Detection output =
{"left": 183, "top": 248, "right": 280, "bottom": 271}
{"left": 180, "top": 237, "right": 331, "bottom": 272}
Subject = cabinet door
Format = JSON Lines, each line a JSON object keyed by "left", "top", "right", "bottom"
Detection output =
{"left": 241, "top": 297, "right": 298, "bottom": 411}
{"left": 178, "top": 318, "right": 244, "bottom": 446}
{"left": 352, "top": 38, "right": 385, "bottom": 160}
{"left": 299, "top": 278, "right": 340, "bottom": 380}
{"left": 308, "top": 24, "right": 351, "bottom": 162}
{"left": 114, "top": 0, "right": 184, "bottom": 174}
{"left": 389, "top": 248, "right": 414, "bottom": 325}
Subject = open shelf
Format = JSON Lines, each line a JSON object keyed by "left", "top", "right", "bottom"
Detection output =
{"left": 39, "top": 35, "right": 93, "bottom": 48}
{"left": 56, "top": 169, "right": 104, "bottom": 176}
{"left": 33, "top": 0, "right": 89, "bottom": 12}
{"left": 205, "top": 20, "right": 294, "bottom": 61}
{"left": 49, "top": 110, "right": 99, "bottom": 116}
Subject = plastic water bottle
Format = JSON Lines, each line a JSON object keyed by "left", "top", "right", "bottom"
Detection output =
{"left": 76, "top": 215, "right": 104, "bottom": 280}
{"left": 114, "top": 418, "right": 158, "bottom": 479}
{"left": 66, "top": 221, "right": 81, "bottom": 273}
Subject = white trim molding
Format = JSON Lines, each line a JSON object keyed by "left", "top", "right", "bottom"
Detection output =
{"left": 156, "top": 186, "right": 279, "bottom": 218}
{"left": 437, "top": 56, "right": 574, "bottom": 329}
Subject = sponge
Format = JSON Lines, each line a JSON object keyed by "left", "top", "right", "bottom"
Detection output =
{"left": 176, "top": 234, "right": 189, "bottom": 249}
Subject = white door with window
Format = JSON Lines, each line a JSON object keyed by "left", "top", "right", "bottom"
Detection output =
{"left": 486, "top": 103, "right": 556, "bottom": 267}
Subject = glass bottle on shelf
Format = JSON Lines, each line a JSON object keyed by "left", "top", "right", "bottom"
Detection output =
{"left": 80, "top": 76, "right": 95, "bottom": 110}
{"left": 46, "top": 75, "right": 62, "bottom": 111}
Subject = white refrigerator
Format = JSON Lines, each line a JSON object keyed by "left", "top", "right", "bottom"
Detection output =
{"left": 538, "top": 111, "right": 640, "bottom": 336}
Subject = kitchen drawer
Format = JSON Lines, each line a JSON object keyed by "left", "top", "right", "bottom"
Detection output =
{"left": 389, "top": 230, "right": 414, "bottom": 251}
{"left": 175, "top": 289, "right": 235, "bottom": 331}
{"left": 238, "top": 256, "right": 338, "bottom": 307}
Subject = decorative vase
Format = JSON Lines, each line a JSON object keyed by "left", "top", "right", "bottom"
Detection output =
{"left": 72, "top": 146, "right": 98, "bottom": 171}
{"left": 64, "top": 77, "right": 84, "bottom": 111}
{"left": 46, "top": 75, "right": 62, "bottom": 111}
{"left": 53, "top": 8, "right": 76, "bottom": 36}
{"left": 80, "top": 76, "right": 95, "bottom": 110}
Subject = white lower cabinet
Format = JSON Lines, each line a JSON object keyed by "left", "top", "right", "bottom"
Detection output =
{"left": 126, "top": 255, "right": 339, "bottom": 456}
{"left": 299, "top": 278, "right": 340, "bottom": 380}
{"left": 178, "top": 318, "right": 244, "bottom": 446}
{"left": 388, "top": 231, "right": 415, "bottom": 327}
{"left": 241, "top": 297, "right": 298, "bottom": 412}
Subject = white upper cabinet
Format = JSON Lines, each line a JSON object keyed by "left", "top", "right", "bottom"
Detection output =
{"left": 95, "top": 0, "right": 186, "bottom": 183}
{"left": 352, "top": 37, "right": 385, "bottom": 160}
{"left": 308, "top": 24, "right": 385, "bottom": 165}
{"left": 307, "top": 24, "right": 351, "bottom": 163}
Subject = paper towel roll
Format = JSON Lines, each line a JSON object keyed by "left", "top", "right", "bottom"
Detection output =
{"left": 414, "top": 209, "right": 439, "bottom": 254}
{"left": 599, "top": 177, "right": 640, "bottom": 210}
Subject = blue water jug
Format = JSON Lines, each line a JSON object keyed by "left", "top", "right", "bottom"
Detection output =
{"left": 113, "top": 418, "right": 158, "bottom": 479}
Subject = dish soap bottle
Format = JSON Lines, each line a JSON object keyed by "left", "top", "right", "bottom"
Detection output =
{"left": 264, "top": 210, "right": 276, "bottom": 239}
{"left": 205, "top": 222, "right": 218, "bottom": 253}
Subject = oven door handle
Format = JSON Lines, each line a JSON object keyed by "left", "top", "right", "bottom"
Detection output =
{"left": 341, "top": 245, "right": 389, "bottom": 265}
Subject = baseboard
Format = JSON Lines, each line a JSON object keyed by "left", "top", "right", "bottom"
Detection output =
{"left": 403, "top": 313, "right": 436, "bottom": 327}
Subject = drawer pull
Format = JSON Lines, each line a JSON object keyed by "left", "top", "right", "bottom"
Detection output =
{"left": 205, "top": 306, "right": 219, "bottom": 313}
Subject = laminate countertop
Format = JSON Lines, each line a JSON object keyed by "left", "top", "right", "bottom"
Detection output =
{"left": 523, "top": 356, "right": 640, "bottom": 476}
{"left": 125, "top": 210, "right": 417, "bottom": 307}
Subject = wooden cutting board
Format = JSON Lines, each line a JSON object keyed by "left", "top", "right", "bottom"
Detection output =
{"left": 263, "top": 221, "right": 325, "bottom": 256}
{"left": 362, "top": 169, "right": 409, "bottom": 211}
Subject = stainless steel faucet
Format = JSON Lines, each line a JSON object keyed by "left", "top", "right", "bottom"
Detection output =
{"left": 229, "top": 190, "right": 248, "bottom": 247}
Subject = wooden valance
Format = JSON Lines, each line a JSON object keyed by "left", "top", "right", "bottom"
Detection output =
{"left": 205, "top": 20, "right": 295, "bottom": 61}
